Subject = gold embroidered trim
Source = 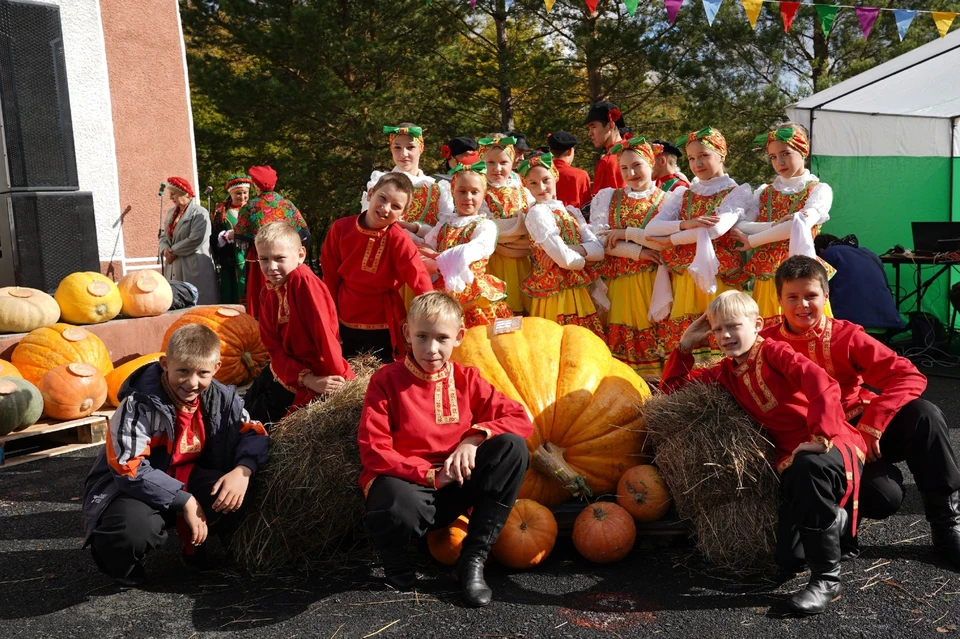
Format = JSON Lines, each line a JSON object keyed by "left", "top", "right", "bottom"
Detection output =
{"left": 355, "top": 216, "right": 385, "bottom": 238}
{"left": 778, "top": 313, "right": 827, "bottom": 341}
{"left": 297, "top": 369, "right": 311, "bottom": 389}
{"left": 340, "top": 320, "right": 390, "bottom": 330}
{"left": 736, "top": 339, "right": 777, "bottom": 412}
{"left": 360, "top": 236, "right": 386, "bottom": 274}
{"left": 777, "top": 457, "right": 793, "bottom": 474}
{"left": 856, "top": 448, "right": 866, "bottom": 462}
{"left": 470, "top": 425, "right": 492, "bottom": 439}
{"left": 845, "top": 404, "right": 864, "bottom": 421}
{"left": 179, "top": 433, "right": 202, "bottom": 454}
{"left": 403, "top": 357, "right": 449, "bottom": 382}
{"left": 811, "top": 435, "right": 834, "bottom": 453}
{"left": 434, "top": 368, "right": 459, "bottom": 425}
{"left": 858, "top": 424, "right": 883, "bottom": 440}
{"left": 267, "top": 283, "right": 290, "bottom": 324}
{"left": 271, "top": 362, "right": 299, "bottom": 394}
{"left": 427, "top": 468, "right": 437, "bottom": 489}
{"left": 821, "top": 317, "right": 835, "bottom": 378}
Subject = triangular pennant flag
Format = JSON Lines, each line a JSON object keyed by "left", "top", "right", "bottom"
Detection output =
{"left": 702, "top": 0, "right": 722, "bottom": 25}
{"left": 470, "top": 0, "right": 477, "bottom": 7}
{"left": 624, "top": 0, "right": 640, "bottom": 17}
{"left": 545, "top": 0, "right": 556, "bottom": 12}
{"left": 932, "top": 11, "right": 957, "bottom": 39}
{"left": 855, "top": 7, "right": 880, "bottom": 39}
{"left": 815, "top": 4, "right": 840, "bottom": 38}
{"left": 665, "top": 0, "right": 683, "bottom": 25}
{"left": 741, "top": 0, "right": 762, "bottom": 29}
{"left": 780, "top": 1, "right": 800, "bottom": 33}
{"left": 894, "top": 9, "right": 916, "bottom": 41}
{"left": 584, "top": 0, "right": 599, "bottom": 14}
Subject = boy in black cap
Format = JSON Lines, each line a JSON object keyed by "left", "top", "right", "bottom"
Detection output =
{"left": 505, "top": 131, "right": 530, "bottom": 169}
{"left": 547, "top": 131, "right": 591, "bottom": 209}
{"left": 651, "top": 140, "right": 690, "bottom": 192}
{"left": 584, "top": 101, "right": 626, "bottom": 194}
{"left": 440, "top": 137, "right": 480, "bottom": 173}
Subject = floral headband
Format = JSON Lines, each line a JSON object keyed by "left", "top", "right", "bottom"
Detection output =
{"left": 516, "top": 153, "right": 559, "bottom": 180}
{"left": 383, "top": 125, "right": 425, "bottom": 151}
{"left": 609, "top": 136, "right": 655, "bottom": 167}
{"left": 754, "top": 126, "right": 809, "bottom": 158}
{"left": 678, "top": 126, "right": 727, "bottom": 159}
{"left": 477, "top": 135, "right": 518, "bottom": 161}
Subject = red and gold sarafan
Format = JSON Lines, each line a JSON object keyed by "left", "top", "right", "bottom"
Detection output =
{"left": 521, "top": 206, "right": 598, "bottom": 297}
{"left": 433, "top": 220, "right": 507, "bottom": 307}
{"left": 744, "top": 183, "right": 818, "bottom": 281}
{"left": 484, "top": 184, "right": 528, "bottom": 219}
{"left": 404, "top": 183, "right": 443, "bottom": 227}
{"left": 597, "top": 188, "right": 664, "bottom": 280}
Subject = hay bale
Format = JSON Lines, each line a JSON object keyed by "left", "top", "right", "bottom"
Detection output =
{"left": 642, "top": 381, "right": 779, "bottom": 573}
{"left": 231, "top": 356, "right": 380, "bottom": 572}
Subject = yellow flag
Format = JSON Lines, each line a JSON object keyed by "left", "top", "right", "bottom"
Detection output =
{"left": 741, "top": 0, "right": 762, "bottom": 29}
{"left": 545, "top": 0, "right": 555, "bottom": 12}
{"left": 932, "top": 11, "right": 957, "bottom": 39}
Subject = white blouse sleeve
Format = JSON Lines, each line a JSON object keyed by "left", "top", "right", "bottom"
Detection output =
{"left": 802, "top": 182, "right": 832, "bottom": 225}
{"left": 745, "top": 220, "right": 792, "bottom": 248}
{"left": 587, "top": 188, "right": 616, "bottom": 231}
{"left": 435, "top": 218, "right": 499, "bottom": 290}
{"left": 571, "top": 206, "right": 604, "bottom": 262}
{"left": 526, "top": 204, "right": 586, "bottom": 271}
{"left": 359, "top": 170, "right": 385, "bottom": 212}
{"left": 644, "top": 188, "right": 686, "bottom": 236}
{"left": 710, "top": 182, "right": 752, "bottom": 237}
{"left": 436, "top": 180, "right": 454, "bottom": 217}
{"left": 606, "top": 241, "right": 644, "bottom": 260}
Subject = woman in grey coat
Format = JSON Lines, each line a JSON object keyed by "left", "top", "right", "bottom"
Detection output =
{"left": 159, "top": 176, "right": 219, "bottom": 305}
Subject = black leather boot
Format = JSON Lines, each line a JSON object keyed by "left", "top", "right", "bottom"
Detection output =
{"left": 922, "top": 491, "right": 960, "bottom": 570}
{"left": 455, "top": 499, "right": 512, "bottom": 607}
{"left": 786, "top": 509, "right": 843, "bottom": 615}
{"left": 379, "top": 547, "right": 417, "bottom": 590}
{"left": 837, "top": 507, "right": 860, "bottom": 561}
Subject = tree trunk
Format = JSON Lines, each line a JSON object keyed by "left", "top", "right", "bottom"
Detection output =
{"left": 584, "top": 1, "right": 602, "bottom": 103}
{"left": 494, "top": 0, "right": 514, "bottom": 131}
{"left": 811, "top": 0, "right": 831, "bottom": 91}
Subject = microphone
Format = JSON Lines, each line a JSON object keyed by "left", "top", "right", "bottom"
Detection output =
{"left": 204, "top": 186, "right": 214, "bottom": 195}
{"left": 158, "top": 183, "right": 166, "bottom": 197}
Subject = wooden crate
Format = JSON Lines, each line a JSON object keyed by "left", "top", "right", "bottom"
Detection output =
{"left": 0, "top": 410, "right": 113, "bottom": 468}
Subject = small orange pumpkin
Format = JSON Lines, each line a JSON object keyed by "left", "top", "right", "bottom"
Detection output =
{"left": 427, "top": 515, "right": 470, "bottom": 566}
{"left": 11, "top": 324, "right": 113, "bottom": 386}
{"left": 572, "top": 502, "right": 636, "bottom": 564}
{"left": 55, "top": 272, "right": 122, "bottom": 325}
{"left": 117, "top": 271, "right": 173, "bottom": 318}
{"left": 0, "top": 286, "right": 60, "bottom": 333}
{"left": 105, "top": 352, "right": 164, "bottom": 407}
{"left": 492, "top": 499, "right": 558, "bottom": 569}
{"left": 0, "top": 359, "right": 22, "bottom": 378}
{"left": 161, "top": 307, "right": 267, "bottom": 386}
{"left": 616, "top": 465, "right": 672, "bottom": 523}
{"left": 38, "top": 363, "right": 108, "bottom": 420}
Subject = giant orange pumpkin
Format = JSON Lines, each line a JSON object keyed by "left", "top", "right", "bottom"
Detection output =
{"left": 451, "top": 317, "right": 651, "bottom": 507}
{"left": 572, "top": 502, "right": 636, "bottom": 564}
{"left": 118, "top": 271, "right": 173, "bottom": 318}
{"left": 492, "top": 499, "right": 558, "bottom": 569}
{"left": 10, "top": 324, "right": 113, "bottom": 386}
{"left": 161, "top": 307, "right": 267, "bottom": 386}
{"left": 0, "top": 359, "right": 22, "bottom": 378}
{"left": 105, "top": 352, "right": 164, "bottom": 407}
{"left": 427, "top": 515, "right": 470, "bottom": 566}
{"left": 54, "top": 272, "right": 122, "bottom": 325}
{"left": 617, "top": 465, "right": 672, "bottom": 523}
{"left": 0, "top": 287, "right": 60, "bottom": 333}
{"left": 38, "top": 363, "right": 108, "bottom": 420}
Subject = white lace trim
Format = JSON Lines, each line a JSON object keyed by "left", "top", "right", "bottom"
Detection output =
{"left": 689, "top": 174, "right": 739, "bottom": 196}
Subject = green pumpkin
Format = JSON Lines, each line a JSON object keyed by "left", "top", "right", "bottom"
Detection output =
{"left": 0, "top": 376, "right": 43, "bottom": 436}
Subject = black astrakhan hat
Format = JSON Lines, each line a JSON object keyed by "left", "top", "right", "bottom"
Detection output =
{"left": 505, "top": 131, "right": 531, "bottom": 152}
{"left": 583, "top": 101, "right": 625, "bottom": 128}
{"left": 653, "top": 139, "right": 683, "bottom": 159}
{"left": 441, "top": 136, "right": 479, "bottom": 159}
{"left": 547, "top": 131, "right": 578, "bottom": 152}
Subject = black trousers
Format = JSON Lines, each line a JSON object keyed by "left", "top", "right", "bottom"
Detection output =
{"left": 364, "top": 434, "right": 528, "bottom": 551}
{"left": 89, "top": 467, "right": 249, "bottom": 580}
{"left": 244, "top": 364, "right": 295, "bottom": 429}
{"left": 856, "top": 398, "right": 960, "bottom": 520}
{"left": 340, "top": 324, "right": 394, "bottom": 365}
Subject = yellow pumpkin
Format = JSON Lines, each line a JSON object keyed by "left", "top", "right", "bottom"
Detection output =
{"left": 0, "top": 287, "right": 61, "bottom": 333}
{"left": 55, "top": 272, "right": 122, "bottom": 325}
{"left": 117, "top": 271, "right": 173, "bottom": 318}
{"left": 105, "top": 352, "right": 164, "bottom": 407}
{"left": 0, "top": 359, "right": 22, "bottom": 378}
{"left": 10, "top": 323, "right": 114, "bottom": 386}
{"left": 451, "top": 317, "right": 651, "bottom": 508}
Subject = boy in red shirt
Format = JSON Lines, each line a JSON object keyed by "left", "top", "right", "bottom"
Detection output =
{"left": 584, "top": 101, "right": 626, "bottom": 195}
{"left": 761, "top": 256, "right": 960, "bottom": 569}
{"left": 245, "top": 222, "right": 354, "bottom": 426}
{"left": 321, "top": 172, "right": 434, "bottom": 363}
{"left": 661, "top": 290, "right": 865, "bottom": 615}
{"left": 359, "top": 291, "right": 533, "bottom": 607}
{"left": 548, "top": 130, "right": 591, "bottom": 210}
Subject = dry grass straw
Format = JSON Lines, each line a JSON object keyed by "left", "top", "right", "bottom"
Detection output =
{"left": 642, "top": 381, "right": 780, "bottom": 573}
{"left": 231, "top": 355, "right": 380, "bottom": 572}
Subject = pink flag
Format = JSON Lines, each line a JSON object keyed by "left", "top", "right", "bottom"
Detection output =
{"left": 665, "top": 0, "right": 683, "bottom": 25}
{"left": 855, "top": 6, "right": 880, "bottom": 39}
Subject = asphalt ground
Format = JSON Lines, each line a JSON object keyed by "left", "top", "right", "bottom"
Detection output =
{"left": 1, "top": 375, "right": 959, "bottom": 638}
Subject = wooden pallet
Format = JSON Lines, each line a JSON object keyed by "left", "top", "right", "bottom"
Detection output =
{"left": 0, "top": 410, "right": 113, "bottom": 468}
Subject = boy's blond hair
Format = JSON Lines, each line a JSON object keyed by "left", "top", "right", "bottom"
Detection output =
{"left": 407, "top": 291, "right": 463, "bottom": 326}
{"left": 165, "top": 324, "right": 221, "bottom": 367}
{"left": 706, "top": 290, "right": 760, "bottom": 325}
{"left": 255, "top": 221, "right": 302, "bottom": 250}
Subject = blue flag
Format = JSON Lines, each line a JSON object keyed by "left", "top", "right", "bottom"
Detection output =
{"left": 894, "top": 9, "right": 917, "bottom": 41}
{"left": 702, "top": 0, "right": 722, "bottom": 26}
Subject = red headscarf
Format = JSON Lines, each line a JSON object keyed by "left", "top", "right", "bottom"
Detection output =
{"left": 165, "top": 176, "right": 195, "bottom": 198}
{"left": 248, "top": 165, "right": 278, "bottom": 191}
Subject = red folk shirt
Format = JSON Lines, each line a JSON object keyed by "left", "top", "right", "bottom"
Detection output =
{"left": 321, "top": 215, "right": 433, "bottom": 360}
{"left": 591, "top": 146, "right": 625, "bottom": 195}
{"left": 259, "top": 263, "right": 354, "bottom": 413}
{"left": 555, "top": 159, "right": 591, "bottom": 209}
{"left": 655, "top": 172, "right": 690, "bottom": 192}
{"left": 358, "top": 357, "right": 534, "bottom": 495}
{"left": 760, "top": 316, "right": 927, "bottom": 441}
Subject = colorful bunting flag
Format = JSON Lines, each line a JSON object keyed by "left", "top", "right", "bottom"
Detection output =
{"left": 815, "top": 4, "right": 840, "bottom": 38}
{"left": 741, "top": 0, "right": 762, "bottom": 29}
{"left": 624, "top": 0, "right": 640, "bottom": 17}
{"left": 470, "top": 0, "right": 477, "bottom": 8}
{"left": 932, "top": 11, "right": 957, "bottom": 39}
{"left": 665, "top": 0, "right": 683, "bottom": 25}
{"left": 702, "top": 0, "right": 722, "bottom": 25}
{"left": 855, "top": 6, "right": 880, "bottom": 39}
{"left": 893, "top": 9, "right": 916, "bottom": 41}
{"left": 780, "top": 1, "right": 800, "bottom": 33}
{"left": 585, "top": 0, "right": 599, "bottom": 14}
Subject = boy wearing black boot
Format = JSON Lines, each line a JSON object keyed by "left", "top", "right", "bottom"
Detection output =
{"left": 358, "top": 292, "right": 533, "bottom": 607}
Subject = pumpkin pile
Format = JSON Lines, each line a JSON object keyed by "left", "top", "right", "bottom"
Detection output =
{"left": 11, "top": 324, "right": 113, "bottom": 386}
{"left": 161, "top": 307, "right": 267, "bottom": 387}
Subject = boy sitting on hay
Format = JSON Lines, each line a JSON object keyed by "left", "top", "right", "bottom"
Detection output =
{"left": 358, "top": 291, "right": 533, "bottom": 607}
{"left": 661, "top": 290, "right": 865, "bottom": 616}
{"left": 762, "top": 255, "right": 960, "bottom": 570}
{"left": 82, "top": 324, "right": 269, "bottom": 586}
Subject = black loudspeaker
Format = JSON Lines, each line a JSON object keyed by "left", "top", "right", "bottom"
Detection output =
{"left": 5, "top": 191, "right": 100, "bottom": 292}
{"left": 0, "top": 1, "right": 79, "bottom": 191}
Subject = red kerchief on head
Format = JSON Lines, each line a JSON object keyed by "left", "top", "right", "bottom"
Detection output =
{"left": 249, "top": 165, "right": 278, "bottom": 191}
{"left": 166, "top": 176, "right": 195, "bottom": 198}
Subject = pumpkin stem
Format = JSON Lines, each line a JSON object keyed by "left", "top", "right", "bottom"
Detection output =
{"left": 241, "top": 351, "right": 256, "bottom": 373}
{"left": 531, "top": 442, "right": 593, "bottom": 500}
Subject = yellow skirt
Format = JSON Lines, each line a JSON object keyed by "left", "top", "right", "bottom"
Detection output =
{"left": 606, "top": 272, "right": 662, "bottom": 378}
{"left": 488, "top": 253, "right": 531, "bottom": 314}
{"left": 754, "top": 278, "right": 834, "bottom": 328}
{"left": 659, "top": 271, "right": 737, "bottom": 363}
{"left": 528, "top": 287, "right": 604, "bottom": 338}
{"left": 400, "top": 284, "right": 416, "bottom": 311}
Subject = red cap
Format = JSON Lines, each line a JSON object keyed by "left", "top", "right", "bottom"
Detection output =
{"left": 165, "top": 176, "right": 194, "bottom": 198}
{"left": 248, "top": 165, "right": 278, "bottom": 191}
